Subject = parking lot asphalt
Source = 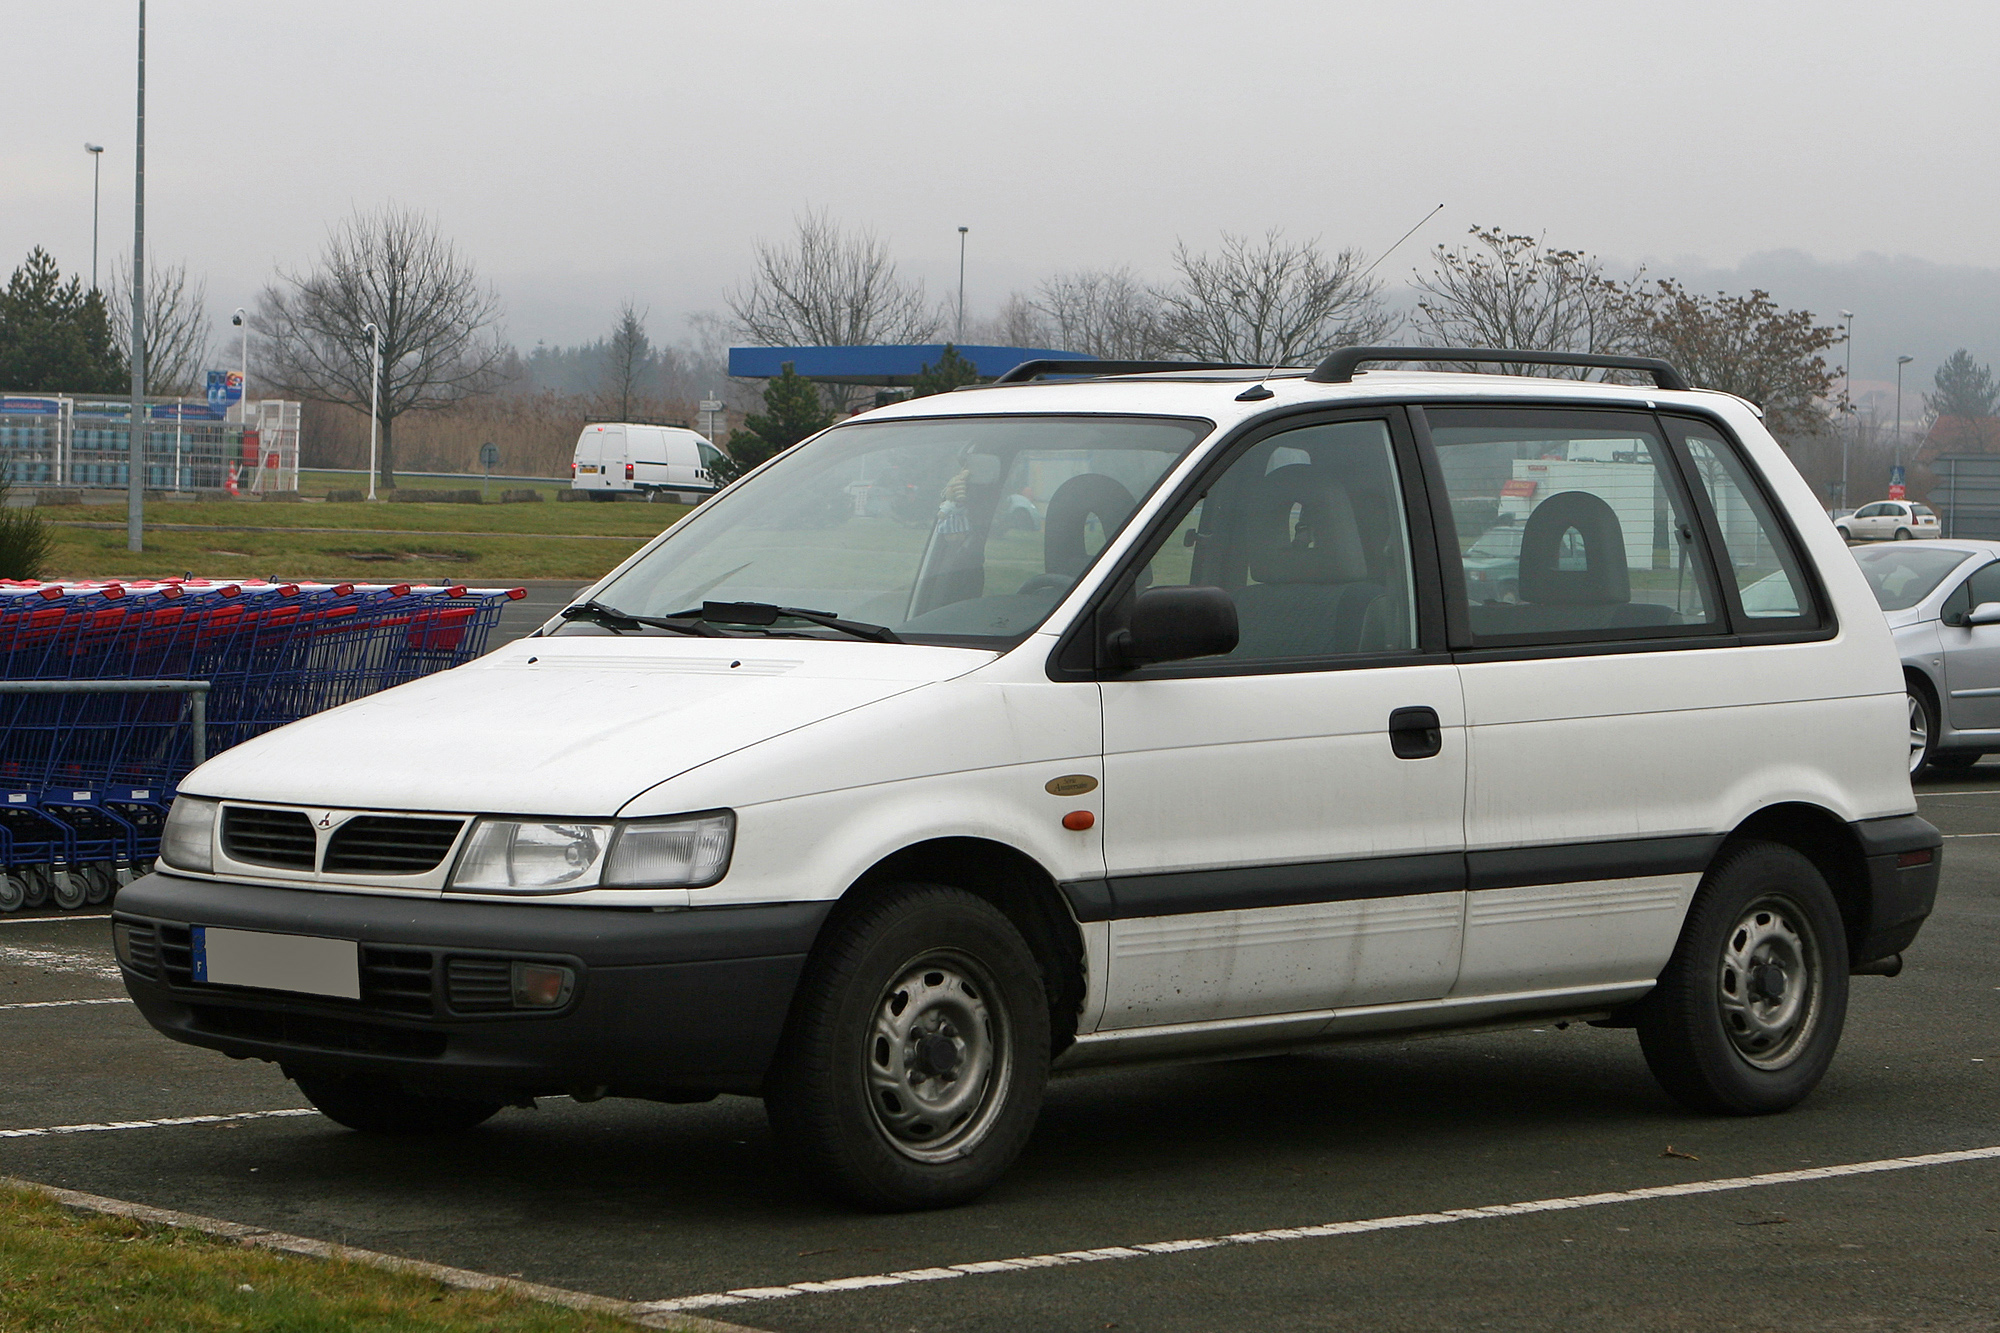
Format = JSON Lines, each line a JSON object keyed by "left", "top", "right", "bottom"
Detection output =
{"left": 4, "top": 773, "right": 1996, "bottom": 1332}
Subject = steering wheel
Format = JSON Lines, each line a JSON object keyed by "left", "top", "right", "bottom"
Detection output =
{"left": 1016, "top": 573, "right": 1074, "bottom": 597}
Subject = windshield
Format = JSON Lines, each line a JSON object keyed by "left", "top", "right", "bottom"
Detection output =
{"left": 1852, "top": 544, "right": 1973, "bottom": 611}
{"left": 585, "top": 414, "right": 1210, "bottom": 645}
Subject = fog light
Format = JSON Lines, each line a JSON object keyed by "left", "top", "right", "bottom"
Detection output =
{"left": 112, "top": 922, "right": 136, "bottom": 966}
{"left": 511, "top": 961, "right": 574, "bottom": 1009}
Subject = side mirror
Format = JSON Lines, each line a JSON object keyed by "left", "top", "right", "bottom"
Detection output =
{"left": 1111, "top": 586, "right": 1238, "bottom": 667}
{"left": 1967, "top": 601, "right": 2000, "bottom": 628}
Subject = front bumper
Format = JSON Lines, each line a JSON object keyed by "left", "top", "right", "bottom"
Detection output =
{"left": 113, "top": 872, "right": 831, "bottom": 1100}
{"left": 1851, "top": 814, "right": 1943, "bottom": 966}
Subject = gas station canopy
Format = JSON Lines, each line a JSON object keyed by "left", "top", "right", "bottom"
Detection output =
{"left": 727, "top": 344, "right": 1089, "bottom": 386}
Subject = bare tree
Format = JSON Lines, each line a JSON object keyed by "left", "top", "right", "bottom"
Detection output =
{"left": 1156, "top": 231, "right": 1395, "bottom": 366}
{"left": 1033, "top": 267, "right": 1169, "bottom": 359}
{"left": 1408, "top": 227, "right": 1646, "bottom": 373}
{"left": 602, "top": 300, "right": 655, "bottom": 420}
{"left": 727, "top": 210, "right": 941, "bottom": 348}
{"left": 258, "top": 205, "right": 505, "bottom": 490}
{"left": 108, "top": 254, "right": 209, "bottom": 396}
{"left": 1635, "top": 280, "right": 1839, "bottom": 434}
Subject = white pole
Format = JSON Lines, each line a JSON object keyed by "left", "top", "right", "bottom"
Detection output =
{"left": 127, "top": 0, "right": 146, "bottom": 553}
{"left": 364, "top": 321, "right": 380, "bottom": 500}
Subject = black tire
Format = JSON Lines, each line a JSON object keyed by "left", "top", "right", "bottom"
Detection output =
{"left": 1930, "top": 752, "right": 1982, "bottom": 770}
{"left": 1895, "top": 527, "right": 1913, "bottom": 541}
{"left": 1835, "top": 525, "right": 1853, "bottom": 542}
{"left": 294, "top": 1073, "right": 503, "bottom": 1134}
{"left": 1637, "top": 840, "right": 1849, "bottom": 1115}
{"left": 765, "top": 883, "right": 1050, "bottom": 1211}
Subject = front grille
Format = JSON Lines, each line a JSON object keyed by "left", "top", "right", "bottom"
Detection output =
{"left": 323, "top": 816, "right": 464, "bottom": 875}
{"left": 189, "top": 1005, "right": 447, "bottom": 1058}
{"left": 360, "top": 946, "right": 436, "bottom": 1015}
{"left": 158, "top": 922, "right": 194, "bottom": 985}
{"left": 220, "top": 807, "right": 316, "bottom": 869}
{"left": 446, "top": 957, "right": 513, "bottom": 1012}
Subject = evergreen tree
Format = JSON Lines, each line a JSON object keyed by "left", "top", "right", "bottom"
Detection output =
{"left": 723, "top": 362, "right": 834, "bottom": 479}
{"left": 1926, "top": 349, "right": 2000, "bottom": 422}
{"left": 0, "top": 248, "right": 126, "bottom": 393}
{"left": 908, "top": 343, "right": 981, "bottom": 398}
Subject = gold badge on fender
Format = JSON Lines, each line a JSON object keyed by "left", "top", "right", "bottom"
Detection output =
{"left": 1045, "top": 774, "right": 1098, "bottom": 796}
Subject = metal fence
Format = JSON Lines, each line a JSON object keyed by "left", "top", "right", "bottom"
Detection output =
{"left": 0, "top": 393, "right": 300, "bottom": 492}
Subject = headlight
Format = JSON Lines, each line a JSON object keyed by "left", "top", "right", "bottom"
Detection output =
{"left": 604, "top": 812, "right": 734, "bottom": 888}
{"left": 452, "top": 820, "right": 614, "bottom": 892}
{"left": 159, "top": 797, "right": 217, "bottom": 874}
{"left": 447, "top": 812, "right": 735, "bottom": 894}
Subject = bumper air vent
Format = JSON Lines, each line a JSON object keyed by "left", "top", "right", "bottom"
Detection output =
{"left": 220, "top": 807, "right": 317, "bottom": 870}
{"left": 114, "top": 921, "right": 159, "bottom": 979}
{"left": 157, "top": 922, "right": 194, "bottom": 986}
{"left": 359, "top": 946, "right": 436, "bottom": 1016}
{"left": 445, "top": 957, "right": 514, "bottom": 1013}
{"left": 323, "top": 816, "right": 465, "bottom": 875}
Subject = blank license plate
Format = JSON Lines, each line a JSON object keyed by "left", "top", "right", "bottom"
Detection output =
{"left": 192, "top": 926, "right": 360, "bottom": 1000}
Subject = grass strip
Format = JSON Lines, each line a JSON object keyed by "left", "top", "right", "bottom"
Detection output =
{"left": 0, "top": 1178, "right": 753, "bottom": 1332}
{"left": 50, "top": 499, "right": 687, "bottom": 538}
{"left": 43, "top": 525, "right": 646, "bottom": 582}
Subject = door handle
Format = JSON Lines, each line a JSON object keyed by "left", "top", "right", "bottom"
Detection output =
{"left": 1388, "top": 706, "right": 1443, "bottom": 760}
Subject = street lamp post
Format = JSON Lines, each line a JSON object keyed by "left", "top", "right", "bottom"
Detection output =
{"left": 956, "top": 226, "right": 968, "bottom": 344}
{"left": 362, "top": 322, "right": 381, "bottom": 501}
{"left": 231, "top": 308, "right": 248, "bottom": 416}
{"left": 84, "top": 144, "right": 103, "bottom": 290}
{"left": 1895, "top": 355, "right": 1914, "bottom": 481}
{"left": 126, "top": 0, "right": 146, "bottom": 554}
{"left": 1839, "top": 310, "right": 1854, "bottom": 509}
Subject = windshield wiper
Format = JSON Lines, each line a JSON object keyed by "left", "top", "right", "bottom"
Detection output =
{"left": 558, "top": 599, "right": 719, "bottom": 636}
{"left": 666, "top": 601, "right": 903, "bottom": 644}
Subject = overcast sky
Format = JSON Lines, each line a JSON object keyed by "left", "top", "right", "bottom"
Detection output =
{"left": 8, "top": 0, "right": 1998, "bottom": 394}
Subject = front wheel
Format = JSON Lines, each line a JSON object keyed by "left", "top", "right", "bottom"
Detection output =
{"left": 1637, "top": 840, "right": 1848, "bottom": 1115}
{"left": 765, "top": 884, "right": 1050, "bottom": 1211}
{"left": 294, "top": 1073, "right": 503, "bottom": 1134}
{"left": 1835, "top": 525, "right": 1854, "bottom": 542}
{"left": 1908, "top": 687, "right": 1937, "bottom": 775}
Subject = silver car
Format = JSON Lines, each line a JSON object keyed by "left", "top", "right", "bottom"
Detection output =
{"left": 1852, "top": 539, "right": 2000, "bottom": 773}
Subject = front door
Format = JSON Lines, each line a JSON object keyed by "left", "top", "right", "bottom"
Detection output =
{"left": 1940, "top": 560, "right": 2000, "bottom": 733}
{"left": 1096, "top": 413, "right": 1467, "bottom": 1030}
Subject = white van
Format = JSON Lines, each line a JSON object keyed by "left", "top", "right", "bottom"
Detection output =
{"left": 118, "top": 347, "right": 1940, "bottom": 1212}
{"left": 570, "top": 423, "right": 724, "bottom": 501}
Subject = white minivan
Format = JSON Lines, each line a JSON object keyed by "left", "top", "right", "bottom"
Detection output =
{"left": 570, "top": 422, "right": 724, "bottom": 501}
{"left": 118, "top": 348, "right": 1940, "bottom": 1212}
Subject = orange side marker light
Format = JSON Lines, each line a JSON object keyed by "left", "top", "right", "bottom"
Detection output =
{"left": 1062, "top": 810, "right": 1095, "bottom": 832}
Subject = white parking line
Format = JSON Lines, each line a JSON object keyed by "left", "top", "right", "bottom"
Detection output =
{"left": 640, "top": 1144, "right": 2000, "bottom": 1317}
{"left": 0, "top": 1109, "right": 318, "bottom": 1139}
{"left": 0, "top": 914, "right": 111, "bottom": 926}
{"left": 0, "top": 997, "right": 129, "bottom": 1011}
{"left": 0, "top": 945, "right": 119, "bottom": 980}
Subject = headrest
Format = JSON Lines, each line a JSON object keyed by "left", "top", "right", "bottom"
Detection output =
{"left": 1246, "top": 465, "right": 1369, "bottom": 585}
{"left": 1044, "top": 473, "right": 1138, "bottom": 578}
{"left": 1516, "top": 490, "right": 1630, "bottom": 605}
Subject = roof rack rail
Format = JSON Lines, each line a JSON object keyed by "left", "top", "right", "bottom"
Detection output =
{"left": 1306, "top": 346, "right": 1690, "bottom": 392}
{"left": 992, "top": 358, "right": 1267, "bottom": 385}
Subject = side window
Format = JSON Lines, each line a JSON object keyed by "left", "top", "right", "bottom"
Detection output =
{"left": 1133, "top": 418, "right": 1418, "bottom": 662}
{"left": 1966, "top": 562, "right": 2000, "bottom": 614}
{"left": 1426, "top": 408, "right": 1718, "bottom": 643}
{"left": 1673, "top": 422, "right": 1819, "bottom": 625}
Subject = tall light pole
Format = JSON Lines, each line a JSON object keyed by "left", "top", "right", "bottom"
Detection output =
{"left": 1895, "top": 354, "right": 1914, "bottom": 479}
{"left": 84, "top": 144, "right": 104, "bottom": 291}
{"left": 1839, "top": 310, "right": 1854, "bottom": 510}
{"left": 232, "top": 308, "right": 248, "bottom": 415}
{"left": 363, "top": 322, "right": 381, "bottom": 501}
{"left": 127, "top": 0, "right": 146, "bottom": 554}
{"left": 956, "top": 226, "right": 968, "bottom": 344}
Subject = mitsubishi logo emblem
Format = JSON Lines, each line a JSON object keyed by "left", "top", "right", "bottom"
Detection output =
{"left": 317, "top": 813, "right": 333, "bottom": 829}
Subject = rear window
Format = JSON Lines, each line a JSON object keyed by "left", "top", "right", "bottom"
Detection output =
{"left": 1914, "top": 504, "right": 1937, "bottom": 518}
{"left": 1852, "top": 545, "right": 1972, "bottom": 611}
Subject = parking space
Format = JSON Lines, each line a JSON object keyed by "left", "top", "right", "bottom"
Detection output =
{"left": 4, "top": 777, "right": 1996, "bottom": 1330}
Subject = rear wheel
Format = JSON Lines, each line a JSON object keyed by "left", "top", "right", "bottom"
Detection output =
{"left": 1637, "top": 840, "right": 1848, "bottom": 1115}
{"left": 294, "top": 1073, "right": 504, "bottom": 1134}
{"left": 1930, "top": 752, "right": 1981, "bottom": 770}
{"left": 765, "top": 883, "right": 1050, "bottom": 1211}
{"left": 1896, "top": 527, "right": 1914, "bottom": 541}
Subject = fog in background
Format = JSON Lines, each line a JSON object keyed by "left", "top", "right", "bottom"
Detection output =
{"left": 8, "top": 0, "right": 1999, "bottom": 391}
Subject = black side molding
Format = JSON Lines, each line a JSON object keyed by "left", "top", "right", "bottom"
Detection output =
{"left": 992, "top": 359, "right": 1265, "bottom": 385}
{"left": 1466, "top": 834, "right": 1723, "bottom": 892}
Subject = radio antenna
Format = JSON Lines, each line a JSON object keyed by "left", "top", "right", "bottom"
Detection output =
{"left": 1237, "top": 202, "right": 1446, "bottom": 402}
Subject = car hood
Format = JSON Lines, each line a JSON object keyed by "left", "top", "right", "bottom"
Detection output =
{"left": 184, "top": 636, "right": 994, "bottom": 815}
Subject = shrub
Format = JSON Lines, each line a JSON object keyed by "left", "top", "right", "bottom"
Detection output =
{"left": 0, "top": 482, "right": 52, "bottom": 579}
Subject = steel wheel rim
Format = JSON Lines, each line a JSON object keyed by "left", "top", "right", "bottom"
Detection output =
{"left": 1718, "top": 894, "right": 1822, "bottom": 1070}
{"left": 1909, "top": 693, "right": 1930, "bottom": 774}
{"left": 865, "top": 950, "right": 1011, "bottom": 1163}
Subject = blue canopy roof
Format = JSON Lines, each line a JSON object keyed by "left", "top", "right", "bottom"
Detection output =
{"left": 727, "top": 344, "right": 1088, "bottom": 386}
